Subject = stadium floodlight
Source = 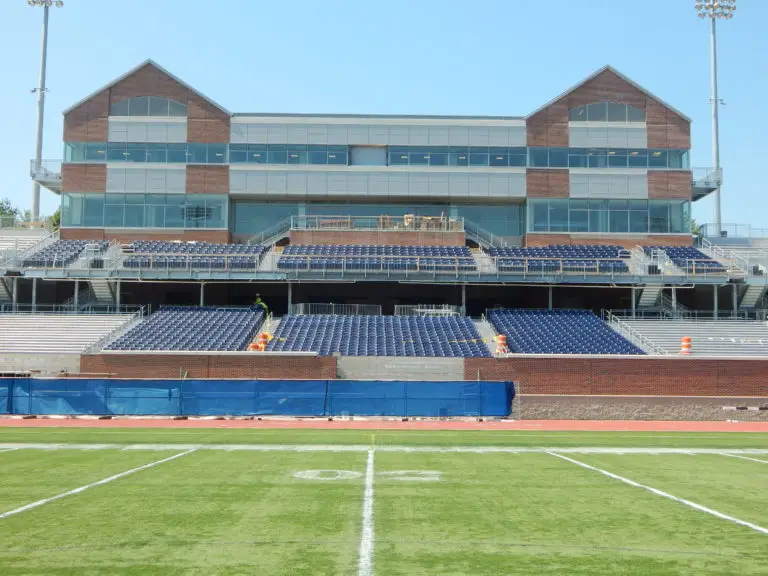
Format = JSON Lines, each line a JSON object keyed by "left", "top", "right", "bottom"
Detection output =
{"left": 28, "top": 0, "right": 63, "bottom": 222}
{"left": 695, "top": 0, "right": 735, "bottom": 237}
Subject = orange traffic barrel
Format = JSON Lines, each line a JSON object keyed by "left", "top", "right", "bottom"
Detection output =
{"left": 680, "top": 336, "right": 692, "bottom": 355}
{"left": 247, "top": 342, "right": 259, "bottom": 352}
{"left": 257, "top": 332, "right": 269, "bottom": 351}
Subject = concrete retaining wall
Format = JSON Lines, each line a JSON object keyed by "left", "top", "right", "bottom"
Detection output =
{"left": 336, "top": 356, "right": 464, "bottom": 380}
{"left": 0, "top": 354, "right": 80, "bottom": 374}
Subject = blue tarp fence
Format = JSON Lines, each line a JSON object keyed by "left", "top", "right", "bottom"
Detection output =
{"left": 0, "top": 378, "right": 514, "bottom": 417}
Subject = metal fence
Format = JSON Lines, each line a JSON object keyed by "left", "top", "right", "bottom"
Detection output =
{"left": 288, "top": 303, "right": 382, "bottom": 316}
{"left": 0, "top": 303, "right": 144, "bottom": 315}
{"left": 291, "top": 214, "right": 464, "bottom": 232}
{"left": 394, "top": 304, "right": 462, "bottom": 316}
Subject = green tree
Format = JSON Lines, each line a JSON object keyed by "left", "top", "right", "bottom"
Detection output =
{"left": 691, "top": 218, "right": 702, "bottom": 238}
{"left": 50, "top": 207, "right": 61, "bottom": 231}
{"left": 0, "top": 198, "right": 19, "bottom": 219}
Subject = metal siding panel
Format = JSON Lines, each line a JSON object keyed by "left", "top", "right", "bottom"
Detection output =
{"left": 247, "top": 172, "right": 268, "bottom": 193}
{"left": 488, "top": 127, "right": 510, "bottom": 147}
{"left": 587, "top": 127, "right": 608, "bottom": 148}
{"left": 267, "top": 172, "right": 288, "bottom": 193}
{"left": 468, "top": 174, "right": 490, "bottom": 197}
{"left": 166, "top": 122, "right": 187, "bottom": 143}
{"left": 267, "top": 124, "right": 288, "bottom": 144}
{"left": 327, "top": 126, "right": 348, "bottom": 145}
{"left": 408, "top": 127, "right": 429, "bottom": 146}
{"left": 509, "top": 173, "right": 526, "bottom": 197}
{"left": 569, "top": 173, "right": 590, "bottom": 198}
{"left": 307, "top": 125, "right": 328, "bottom": 145}
{"left": 608, "top": 174, "right": 629, "bottom": 198}
{"left": 409, "top": 173, "right": 429, "bottom": 197}
{"left": 166, "top": 169, "right": 186, "bottom": 194}
{"left": 627, "top": 128, "right": 648, "bottom": 148}
{"left": 488, "top": 174, "right": 509, "bottom": 197}
{"left": 126, "top": 123, "right": 148, "bottom": 142}
{"left": 468, "top": 127, "right": 490, "bottom": 146}
{"left": 106, "top": 167, "right": 125, "bottom": 193}
{"left": 448, "top": 174, "right": 469, "bottom": 197}
{"left": 508, "top": 126, "right": 527, "bottom": 147}
{"left": 229, "top": 170, "right": 247, "bottom": 193}
{"left": 347, "top": 173, "right": 369, "bottom": 194}
{"left": 327, "top": 173, "right": 347, "bottom": 194}
{"left": 146, "top": 169, "right": 167, "bottom": 193}
{"left": 428, "top": 174, "right": 449, "bottom": 197}
{"left": 286, "top": 125, "right": 309, "bottom": 144}
{"left": 449, "top": 127, "right": 469, "bottom": 146}
{"left": 589, "top": 174, "right": 611, "bottom": 198}
{"left": 388, "top": 126, "right": 409, "bottom": 145}
{"left": 346, "top": 126, "right": 369, "bottom": 145}
{"left": 108, "top": 121, "right": 127, "bottom": 143}
{"left": 230, "top": 124, "right": 247, "bottom": 144}
{"left": 307, "top": 172, "right": 328, "bottom": 195}
{"left": 369, "top": 173, "right": 389, "bottom": 196}
{"left": 286, "top": 172, "right": 307, "bottom": 194}
{"left": 428, "top": 127, "right": 450, "bottom": 146}
{"left": 247, "top": 124, "right": 268, "bottom": 143}
{"left": 368, "top": 126, "right": 389, "bottom": 145}
{"left": 388, "top": 173, "right": 409, "bottom": 197}
{"left": 606, "top": 127, "right": 629, "bottom": 148}
{"left": 569, "top": 126, "right": 589, "bottom": 148}
{"left": 124, "top": 168, "right": 146, "bottom": 194}
{"left": 628, "top": 173, "right": 649, "bottom": 199}
{"left": 146, "top": 123, "right": 167, "bottom": 143}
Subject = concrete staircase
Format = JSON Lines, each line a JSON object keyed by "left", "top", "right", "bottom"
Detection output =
{"left": 740, "top": 284, "right": 768, "bottom": 310}
{"left": 638, "top": 285, "right": 663, "bottom": 308}
{"left": 0, "top": 314, "right": 134, "bottom": 354}
{"left": 472, "top": 250, "right": 497, "bottom": 275}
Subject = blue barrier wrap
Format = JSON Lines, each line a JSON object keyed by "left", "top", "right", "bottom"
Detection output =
{"left": 0, "top": 378, "right": 513, "bottom": 417}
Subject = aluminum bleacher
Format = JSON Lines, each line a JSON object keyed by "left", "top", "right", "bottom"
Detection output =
{"left": 267, "top": 314, "right": 490, "bottom": 357}
{"left": 644, "top": 246, "right": 725, "bottom": 274}
{"left": 105, "top": 306, "right": 264, "bottom": 351}
{"left": 122, "top": 241, "right": 266, "bottom": 271}
{"left": 488, "top": 309, "right": 644, "bottom": 355}
{"left": 0, "top": 313, "right": 133, "bottom": 353}
{"left": 622, "top": 319, "right": 768, "bottom": 357}
{"left": 486, "top": 245, "right": 630, "bottom": 274}
{"left": 22, "top": 240, "right": 108, "bottom": 268}
{"left": 277, "top": 245, "right": 476, "bottom": 273}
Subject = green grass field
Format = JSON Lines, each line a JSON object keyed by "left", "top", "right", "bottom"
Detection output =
{"left": 0, "top": 428, "right": 767, "bottom": 575}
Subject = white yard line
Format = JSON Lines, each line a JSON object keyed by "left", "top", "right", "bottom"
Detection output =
{"left": 358, "top": 449, "right": 375, "bottom": 576}
{"left": 0, "top": 448, "right": 20, "bottom": 454}
{"left": 720, "top": 453, "right": 768, "bottom": 465}
{"left": 0, "top": 449, "right": 196, "bottom": 520}
{"left": 547, "top": 451, "right": 768, "bottom": 536}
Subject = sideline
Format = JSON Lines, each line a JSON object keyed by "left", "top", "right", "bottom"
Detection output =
{"left": 357, "top": 449, "right": 375, "bottom": 576}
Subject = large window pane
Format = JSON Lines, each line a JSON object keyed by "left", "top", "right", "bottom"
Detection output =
{"left": 606, "top": 102, "right": 627, "bottom": 122}
{"left": 668, "top": 149, "right": 689, "bottom": 169}
{"left": 569, "top": 148, "right": 588, "bottom": 168}
{"left": 649, "top": 201, "right": 669, "bottom": 233}
{"left": 208, "top": 143, "right": 227, "bottom": 164}
{"left": 145, "top": 143, "right": 167, "bottom": 163}
{"left": 129, "top": 96, "right": 150, "bottom": 117}
{"left": 85, "top": 143, "right": 107, "bottom": 162}
{"left": 569, "top": 105, "right": 587, "bottom": 121}
{"left": 248, "top": 144, "right": 266, "bottom": 163}
{"left": 430, "top": 153, "right": 448, "bottom": 166}
{"left": 110, "top": 99, "right": 130, "bottom": 116}
{"left": 409, "top": 152, "right": 430, "bottom": 165}
{"left": 629, "top": 210, "right": 648, "bottom": 233}
{"left": 449, "top": 152, "right": 469, "bottom": 166}
{"left": 570, "top": 209, "right": 589, "bottom": 232}
{"left": 549, "top": 200, "right": 569, "bottom": 232}
{"left": 588, "top": 149, "right": 608, "bottom": 168}
{"left": 531, "top": 201, "right": 549, "bottom": 232}
{"left": 229, "top": 144, "right": 247, "bottom": 163}
{"left": 648, "top": 149, "right": 668, "bottom": 169}
{"left": 609, "top": 210, "right": 629, "bottom": 232}
{"left": 149, "top": 97, "right": 169, "bottom": 117}
{"left": 628, "top": 149, "right": 647, "bottom": 168}
{"left": 586, "top": 103, "right": 607, "bottom": 121}
{"left": 205, "top": 197, "right": 227, "bottom": 228}
{"left": 488, "top": 153, "right": 508, "bottom": 167}
{"left": 508, "top": 148, "right": 527, "bottom": 167}
{"left": 627, "top": 105, "right": 645, "bottom": 122}
{"left": 168, "top": 100, "right": 187, "bottom": 117}
{"left": 167, "top": 144, "right": 188, "bottom": 163}
{"left": 124, "top": 204, "right": 144, "bottom": 227}
{"left": 104, "top": 203, "right": 125, "bottom": 227}
{"left": 83, "top": 196, "right": 104, "bottom": 227}
{"left": 549, "top": 148, "right": 568, "bottom": 168}
{"left": 529, "top": 148, "right": 548, "bottom": 167}
{"left": 469, "top": 153, "right": 488, "bottom": 166}
{"left": 187, "top": 143, "right": 208, "bottom": 164}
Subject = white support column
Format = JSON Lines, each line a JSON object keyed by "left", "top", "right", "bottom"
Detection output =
{"left": 732, "top": 283, "right": 738, "bottom": 318}
{"left": 12, "top": 277, "right": 18, "bottom": 312}
{"left": 631, "top": 287, "right": 636, "bottom": 318}
{"left": 671, "top": 287, "right": 677, "bottom": 311}
{"left": 32, "top": 278, "right": 37, "bottom": 312}
{"left": 287, "top": 282, "right": 293, "bottom": 311}
{"left": 115, "top": 280, "right": 121, "bottom": 309}
{"left": 73, "top": 280, "right": 79, "bottom": 310}
{"left": 713, "top": 285, "right": 719, "bottom": 319}
{"left": 200, "top": 283, "right": 205, "bottom": 307}
{"left": 461, "top": 284, "right": 466, "bottom": 315}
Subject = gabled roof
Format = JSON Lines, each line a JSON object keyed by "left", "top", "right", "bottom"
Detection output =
{"left": 62, "top": 59, "right": 230, "bottom": 116}
{"left": 526, "top": 65, "right": 691, "bottom": 123}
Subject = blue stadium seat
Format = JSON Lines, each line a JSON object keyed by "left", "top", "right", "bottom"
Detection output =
{"left": 105, "top": 306, "right": 264, "bottom": 351}
{"left": 267, "top": 315, "right": 490, "bottom": 357}
{"left": 487, "top": 309, "right": 644, "bottom": 355}
{"left": 122, "top": 241, "right": 265, "bottom": 270}
{"left": 22, "top": 240, "right": 108, "bottom": 268}
{"left": 643, "top": 246, "right": 725, "bottom": 273}
{"left": 487, "top": 245, "right": 630, "bottom": 274}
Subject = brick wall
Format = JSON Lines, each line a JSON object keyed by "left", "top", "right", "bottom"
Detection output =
{"left": 61, "top": 164, "right": 107, "bottom": 193}
{"left": 464, "top": 357, "right": 768, "bottom": 397}
{"left": 81, "top": 354, "right": 337, "bottom": 379}
{"left": 63, "top": 90, "right": 109, "bottom": 142}
{"left": 526, "top": 169, "right": 569, "bottom": 198}
{"left": 186, "top": 166, "right": 229, "bottom": 193}
{"left": 60, "top": 229, "right": 231, "bottom": 243}
{"left": 526, "top": 68, "right": 690, "bottom": 149}
{"left": 648, "top": 171, "right": 693, "bottom": 200}
{"left": 289, "top": 230, "right": 466, "bottom": 246}
{"left": 524, "top": 233, "right": 692, "bottom": 248}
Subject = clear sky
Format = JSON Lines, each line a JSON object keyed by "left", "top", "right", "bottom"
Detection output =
{"left": 0, "top": 0, "right": 764, "bottom": 228}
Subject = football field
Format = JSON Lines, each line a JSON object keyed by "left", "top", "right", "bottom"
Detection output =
{"left": 0, "top": 428, "right": 767, "bottom": 575}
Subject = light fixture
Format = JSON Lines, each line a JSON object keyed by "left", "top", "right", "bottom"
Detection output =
{"left": 695, "top": 0, "right": 735, "bottom": 19}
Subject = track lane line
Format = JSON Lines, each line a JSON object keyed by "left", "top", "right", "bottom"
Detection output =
{"left": 547, "top": 451, "right": 768, "bottom": 536}
{"left": 0, "top": 449, "right": 196, "bottom": 520}
{"left": 358, "top": 449, "right": 375, "bottom": 576}
{"left": 720, "top": 453, "right": 768, "bottom": 465}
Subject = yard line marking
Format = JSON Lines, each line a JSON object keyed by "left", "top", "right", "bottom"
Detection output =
{"left": 0, "top": 449, "right": 196, "bottom": 520}
{"left": 358, "top": 449, "right": 375, "bottom": 576}
{"left": 0, "top": 448, "right": 20, "bottom": 454}
{"left": 547, "top": 452, "right": 768, "bottom": 536}
{"left": 721, "top": 453, "right": 768, "bottom": 465}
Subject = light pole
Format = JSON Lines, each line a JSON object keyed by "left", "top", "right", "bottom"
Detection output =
{"left": 28, "top": 0, "right": 64, "bottom": 223}
{"left": 695, "top": 1, "right": 735, "bottom": 238}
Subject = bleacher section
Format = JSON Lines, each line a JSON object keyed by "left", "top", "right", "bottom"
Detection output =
{"left": 122, "top": 241, "right": 265, "bottom": 270}
{"left": 645, "top": 246, "right": 725, "bottom": 274}
{"left": 487, "top": 245, "right": 630, "bottom": 274}
{"left": 22, "top": 240, "right": 108, "bottom": 268}
{"left": 0, "top": 313, "right": 133, "bottom": 353}
{"left": 267, "top": 315, "right": 491, "bottom": 357}
{"left": 488, "top": 309, "right": 644, "bottom": 355}
{"left": 0, "top": 228, "right": 48, "bottom": 257}
{"left": 622, "top": 319, "right": 768, "bottom": 357}
{"left": 277, "top": 245, "right": 476, "bottom": 272}
{"left": 105, "top": 306, "right": 264, "bottom": 351}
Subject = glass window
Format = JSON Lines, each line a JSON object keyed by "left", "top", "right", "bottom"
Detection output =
{"left": 104, "top": 202, "right": 125, "bottom": 227}
{"left": 124, "top": 204, "right": 144, "bottom": 227}
{"left": 207, "top": 143, "right": 227, "bottom": 164}
{"left": 569, "top": 208, "right": 589, "bottom": 232}
{"left": 145, "top": 143, "right": 167, "bottom": 163}
{"left": 627, "top": 105, "right": 645, "bottom": 122}
{"left": 548, "top": 147, "right": 568, "bottom": 168}
{"left": 549, "top": 199, "right": 569, "bottom": 232}
{"left": 409, "top": 152, "right": 430, "bottom": 165}
{"left": 469, "top": 153, "right": 488, "bottom": 166}
{"left": 125, "top": 143, "right": 147, "bottom": 163}
{"left": 607, "top": 148, "right": 628, "bottom": 168}
{"left": 309, "top": 145, "right": 328, "bottom": 165}
{"left": 569, "top": 105, "right": 587, "bottom": 121}
{"left": 247, "top": 144, "right": 266, "bottom": 163}
{"left": 167, "top": 143, "right": 188, "bottom": 163}
{"left": 106, "top": 142, "right": 127, "bottom": 162}
{"left": 609, "top": 209, "right": 629, "bottom": 233}
{"left": 648, "top": 149, "right": 668, "bottom": 169}
{"left": 84, "top": 143, "right": 106, "bottom": 162}
{"left": 569, "top": 148, "right": 588, "bottom": 168}
{"left": 668, "top": 149, "right": 689, "bottom": 169}
{"left": 327, "top": 148, "right": 347, "bottom": 165}
{"left": 629, "top": 210, "right": 648, "bottom": 233}
{"left": 529, "top": 148, "right": 548, "bottom": 167}
{"left": 508, "top": 147, "right": 527, "bottom": 167}
{"left": 129, "top": 96, "right": 150, "bottom": 117}
{"left": 606, "top": 102, "right": 627, "bottom": 122}
{"left": 233, "top": 202, "right": 298, "bottom": 235}
{"left": 205, "top": 197, "right": 227, "bottom": 228}
{"left": 144, "top": 204, "right": 165, "bottom": 228}
{"left": 531, "top": 201, "right": 549, "bottom": 232}
{"left": 83, "top": 196, "right": 104, "bottom": 227}
{"left": 586, "top": 103, "right": 607, "bottom": 122}
{"left": 430, "top": 153, "right": 448, "bottom": 166}
{"left": 649, "top": 201, "right": 669, "bottom": 233}
{"left": 589, "top": 199, "right": 609, "bottom": 233}
{"left": 149, "top": 97, "right": 169, "bottom": 117}
{"left": 587, "top": 149, "right": 608, "bottom": 168}
{"left": 110, "top": 99, "right": 130, "bottom": 116}
{"left": 168, "top": 100, "right": 187, "bottom": 117}
{"left": 488, "top": 153, "right": 508, "bottom": 167}
{"left": 263, "top": 148, "right": 284, "bottom": 164}
{"left": 628, "top": 149, "right": 647, "bottom": 168}
{"left": 187, "top": 143, "right": 208, "bottom": 164}
{"left": 449, "top": 151, "right": 469, "bottom": 166}
{"left": 229, "top": 144, "right": 247, "bottom": 163}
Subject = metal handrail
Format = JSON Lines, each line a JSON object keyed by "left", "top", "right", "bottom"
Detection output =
{"left": 83, "top": 306, "right": 146, "bottom": 354}
{"left": 247, "top": 217, "right": 292, "bottom": 245}
{"left": 603, "top": 310, "right": 669, "bottom": 356}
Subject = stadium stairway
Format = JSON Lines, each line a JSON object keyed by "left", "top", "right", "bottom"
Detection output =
{"left": 623, "top": 319, "right": 768, "bottom": 357}
{"left": 472, "top": 249, "right": 497, "bottom": 275}
{"left": 473, "top": 317, "right": 497, "bottom": 355}
{"left": 0, "top": 279, "right": 11, "bottom": 305}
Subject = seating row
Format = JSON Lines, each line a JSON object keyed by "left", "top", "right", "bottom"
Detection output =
{"left": 123, "top": 255, "right": 262, "bottom": 270}
{"left": 129, "top": 241, "right": 264, "bottom": 255}
{"left": 644, "top": 246, "right": 725, "bottom": 273}
{"left": 22, "top": 240, "right": 108, "bottom": 268}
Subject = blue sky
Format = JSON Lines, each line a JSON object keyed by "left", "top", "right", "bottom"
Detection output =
{"left": 0, "top": 0, "right": 764, "bottom": 228}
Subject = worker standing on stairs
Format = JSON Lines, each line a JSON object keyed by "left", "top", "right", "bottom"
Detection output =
{"left": 254, "top": 293, "right": 269, "bottom": 314}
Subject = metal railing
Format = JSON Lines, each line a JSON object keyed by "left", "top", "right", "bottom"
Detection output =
{"left": 691, "top": 167, "right": 722, "bottom": 189}
{"left": 602, "top": 310, "right": 669, "bottom": 355}
{"left": 700, "top": 222, "right": 768, "bottom": 239}
{"left": 463, "top": 219, "right": 509, "bottom": 249}
{"left": 29, "top": 159, "right": 62, "bottom": 180}
{"left": 83, "top": 307, "right": 146, "bottom": 354}
{"left": 288, "top": 303, "right": 382, "bottom": 316}
{"left": 291, "top": 214, "right": 463, "bottom": 233}
{"left": 0, "top": 303, "right": 143, "bottom": 315}
{"left": 394, "top": 304, "right": 461, "bottom": 316}
{"left": 247, "top": 217, "right": 292, "bottom": 246}
{"left": 610, "top": 308, "right": 753, "bottom": 320}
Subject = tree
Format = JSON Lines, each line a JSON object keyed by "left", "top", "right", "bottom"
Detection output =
{"left": 691, "top": 218, "right": 702, "bottom": 238}
{"left": 50, "top": 207, "right": 60, "bottom": 231}
{"left": 0, "top": 198, "right": 19, "bottom": 219}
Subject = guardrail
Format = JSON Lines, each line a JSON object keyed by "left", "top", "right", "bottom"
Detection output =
{"left": 0, "top": 303, "right": 143, "bottom": 315}
{"left": 83, "top": 306, "right": 146, "bottom": 354}
{"left": 290, "top": 214, "right": 464, "bottom": 233}
{"left": 610, "top": 308, "right": 753, "bottom": 320}
{"left": 394, "top": 304, "right": 461, "bottom": 316}
{"left": 602, "top": 310, "right": 669, "bottom": 356}
{"left": 288, "top": 303, "right": 382, "bottom": 316}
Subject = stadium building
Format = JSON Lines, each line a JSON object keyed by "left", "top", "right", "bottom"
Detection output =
{"left": 1, "top": 59, "right": 766, "bottom": 408}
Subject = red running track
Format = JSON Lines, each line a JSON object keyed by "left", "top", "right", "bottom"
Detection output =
{"left": 0, "top": 418, "right": 766, "bottom": 432}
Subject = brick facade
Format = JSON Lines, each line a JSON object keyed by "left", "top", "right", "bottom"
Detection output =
{"left": 61, "top": 164, "right": 107, "bottom": 193}
{"left": 464, "top": 357, "right": 768, "bottom": 397}
{"left": 524, "top": 233, "right": 692, "bottom": 248}
{"left": 60, "top": 228, "right": 231, "bottom": 243}
{"left": 648, "top": 171, "right": 693, "bottom": 200}
{"left": 64, "top": 62, "right": 229, "bottom": 143}
{"left": 526, "top": 169, "right": 569, "bottom": 198}
{"left": 186, "top": 166, "right": 229, "bottom": 194}
{"left": 526, "top": 68, "right": 690, "bottom": 150}
{"left": 289, "top": 230, "right": 467, "bottom": 246}
{"left": 80, "top": 354, "right": 337, "bottom": 380}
